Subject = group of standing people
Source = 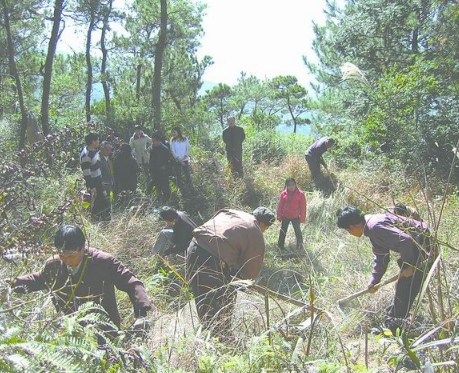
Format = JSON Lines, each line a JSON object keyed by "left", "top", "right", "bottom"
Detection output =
{"left": 79, "top": 125, "right": 198, "bottom": 221}
{"left": 80, "top": 133, "right": 140, "bottom": 221}
{"left": 130, "top": 125, "right": 194, "bottom": 198}
{"left": 79, "top": 116, "right": 250, "bottom": 222}
{"left": 133, "top": 126, "right": 194, "bottom": 201}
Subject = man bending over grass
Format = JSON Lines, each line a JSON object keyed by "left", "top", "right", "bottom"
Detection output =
{"left": 186, "top": 207, "right": 275, "bottom": 339}
{"left": 7, "top": 224, "right": 153, "bottom": 332}
{"left": 336, "top": 206, "right": 435, "bottom": 334}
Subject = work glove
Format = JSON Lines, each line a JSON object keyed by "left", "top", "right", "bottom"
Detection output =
{"left": 132, "top": 317, "right": 151, "bottom": 332}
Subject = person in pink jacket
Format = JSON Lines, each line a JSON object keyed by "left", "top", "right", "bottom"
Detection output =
{"left": 277, "top": 178, "right": 307, "bottom": 251}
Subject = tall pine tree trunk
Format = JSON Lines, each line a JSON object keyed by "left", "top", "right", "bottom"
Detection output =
{"left": 152, "top": 0, "right": 167, "bottom": 132}
{"left": 1, "top": 0, "right": 28, "bottom": 149}
{"left": 85, "top": 17, "right": 95, "bottom": 123}
{"left": 100, "top": 0, "right": 113, "bottom": 125}
{"left": 41, "top": 0, "right": 64, "bottom": 135}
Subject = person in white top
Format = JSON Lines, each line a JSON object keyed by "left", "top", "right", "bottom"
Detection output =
{"left": 170, "top": 126, "right": 192, "bottom": 190}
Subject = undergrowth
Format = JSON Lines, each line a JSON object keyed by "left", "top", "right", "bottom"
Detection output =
{"left": 0, "top": 124, "right": 458, "bottom": 372}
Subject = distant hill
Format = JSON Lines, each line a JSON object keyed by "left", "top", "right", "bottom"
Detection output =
{"left": 277, "top": 123, "right": 310, "bottom": 136}
{"left": 199, "top": 80, "right": 217, "bottom": 95}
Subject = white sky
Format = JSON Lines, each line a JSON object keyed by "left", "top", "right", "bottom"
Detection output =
{"left": 196, "top": 0, "right": 327, "bottom": 87}
{"left": 56, "top": 0, "right": 328, "bottom": 88}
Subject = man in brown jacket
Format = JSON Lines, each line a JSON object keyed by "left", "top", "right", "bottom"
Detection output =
{"left": 9, "top": 224, "right": 153, "bottom": 330}
{"left": 186, "top": 207, "right": 275, "bottom": 338}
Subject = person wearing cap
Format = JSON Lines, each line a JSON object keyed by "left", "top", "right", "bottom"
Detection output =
{"left": 6, "top": 224, "right": 154, "bottom": 331}
{"left": 186, "top": 207, "right": 275, "bottom": 337}
{"left": 336, "top": 206, "right": 435, "bottom": 334}
{"left": 305, "top": 136, "right": 335, "bottom": 188}
{"left": 151, "top": 207, "right": 197, "bottom": 257}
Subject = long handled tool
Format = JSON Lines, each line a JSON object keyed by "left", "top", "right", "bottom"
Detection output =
{"left": 337, "top": 258, "right": 432, "bottom": 311}
{"left": 337, "top": 273, "right": 399, "bottom": 309}
{"left": 235, "top": 281, "right": 331, "bottom": 336}
{"left": 325, "top": 165, "right": 336, "bottom": 191}
{"left": 250, "top": 283, "right": 309, "bottom": 308}
{"left": 229, "top": 279, "right": 311, "bottom": 308}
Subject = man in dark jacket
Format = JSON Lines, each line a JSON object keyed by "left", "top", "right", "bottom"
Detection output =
{"left": 149, "top": 132, "right": 173, "bottom": 203}
{"left": 305, "top": 136, "right": 335, "bottom": 188}
{"left": 8, "top": 224, "right": 153, "bottom": 330}
{"left": 99, "top": 141, "right": 115, "bottom": 198}
{"left": 222, "top": 117, "right": 245, "bottom": 178}
{"left": 336, "top": 206, "right": 435, "bottom": 334}
{"left": 186, "top": 207, "right": 275, "bottom": 338}
{"left": 113, "top": 143, "right": 139, "bottom": 197}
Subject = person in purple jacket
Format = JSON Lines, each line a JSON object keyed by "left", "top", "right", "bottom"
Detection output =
{"left": 336, "top": 206, "right": 435, "bottom": 334}
{"left": 305, "top": 136, "right": 335, "bottom": 188}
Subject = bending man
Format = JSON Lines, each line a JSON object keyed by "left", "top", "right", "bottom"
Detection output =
{"left": 8, "top": 224, "right": 153, "bottom": 330}
{"left": 186, "top": 207, "right": 275, "bottom": 338}
{"left": 304, "top": 136, "right": 335, "bottom": 189}
{"left": 336, "top": 206, "right": 434, "bottom": 334}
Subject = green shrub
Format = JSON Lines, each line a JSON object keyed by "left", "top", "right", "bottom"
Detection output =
{"left": 248, "top": 130, "right": 287, "bottom": 165}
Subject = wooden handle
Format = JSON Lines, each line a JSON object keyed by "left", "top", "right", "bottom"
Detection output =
{"left": 250, "top": 283, "right": 308, "bottom": 308}
{"left": 337, "top": 273, "right": 399, "bottom": 306}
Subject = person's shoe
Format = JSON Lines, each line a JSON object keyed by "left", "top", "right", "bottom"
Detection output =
{"left": 384, "top": 317, "right": 404, "bottom": 336}
{"left": 371, "top": 325, "right": 393, "bottom": 337}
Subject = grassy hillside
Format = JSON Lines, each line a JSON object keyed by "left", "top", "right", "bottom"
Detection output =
{"left": 0, "top": 125, "right": 458, "bottom": 372}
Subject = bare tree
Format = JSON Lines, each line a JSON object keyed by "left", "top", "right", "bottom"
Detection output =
{"left": 100, "top": 0, "right": 113, "bottom": 125}
{"left": 41, "top": 0, "right": 65, "bottom": 135}
{"left": 152, "top": 0, "right": 167, "bottom": 132}
{"left": 1, "top": 0, "right": 28, "bottom": 149}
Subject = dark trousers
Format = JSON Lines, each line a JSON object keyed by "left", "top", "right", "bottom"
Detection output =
{"left": 174, "top": 161, "right": 192, "bottom": 190}
{"left": 305, "top": 154, "right": 332, "bottom": 192}
{"left": 277, "top": 218, "right": 303, "bottom": 248}
{"left": 305, "top": 154, "right": 321, "bottom": 179}
{"left": 387, "top": 255, "right": 428, "bottom": 319}
{"left": 150, "top": 169, "right": 171, "bottom": 202}
{"left": 227, "top": 152, "right": 243, "bottom": 178}
{"left": 92, "top": 191, "right": 111, "bottom": 222}
{"left": 186, "top": 242, "right": 237, "bottom": 336}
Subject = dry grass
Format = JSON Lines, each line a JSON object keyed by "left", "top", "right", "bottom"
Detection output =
{"left": 3, "top": 150, "right": 459, "bottom": 372}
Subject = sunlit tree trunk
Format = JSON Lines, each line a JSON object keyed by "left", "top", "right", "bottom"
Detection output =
{"left": 1, "top": 0, "right": 28, "bottom": 149}
{"left": 100, "top": 0, "right": 113, "bottom": 125}
{"left": 41, "top": 0, "right": 64, "bottom": 135}
{"left": 85, "top": 16, "right": 96, "bottom": 123}
{"left": 152, "top": 0, "right": 167, "bottom": 131}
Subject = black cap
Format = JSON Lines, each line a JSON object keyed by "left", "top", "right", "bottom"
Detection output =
{"left": 252, "top": 207, "right": 275, "bottom": 226}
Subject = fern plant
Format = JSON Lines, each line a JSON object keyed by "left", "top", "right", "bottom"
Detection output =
{"left": 0, "top": 302, "right": 157, "bottom": 373}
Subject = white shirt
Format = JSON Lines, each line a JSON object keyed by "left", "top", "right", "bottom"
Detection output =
{"left": 170, "top": 138, "right": 190, "bottom": 162}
